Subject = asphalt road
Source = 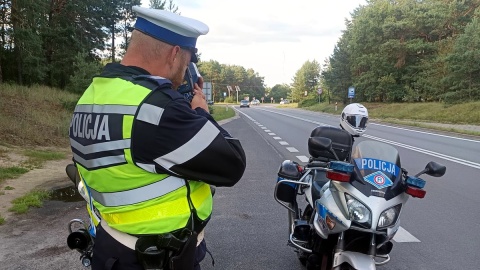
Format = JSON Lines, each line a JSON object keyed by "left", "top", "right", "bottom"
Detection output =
{"left": 1, "top": 105, "right": 479, "bottom": 270}
{"left": 224, "top": 105, "right": 480, "bottom": 270}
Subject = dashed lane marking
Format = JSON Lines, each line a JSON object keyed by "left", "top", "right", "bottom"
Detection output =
{"left": 296, "top": 156, "right": 309, "bottom": 162}
{"left": 393, "top": 227, "right": 421, "bottom": 243}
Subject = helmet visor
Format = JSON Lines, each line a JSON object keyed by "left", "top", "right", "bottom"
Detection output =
{"left": 346, "top": 115, "right": 368, "bottom": 129}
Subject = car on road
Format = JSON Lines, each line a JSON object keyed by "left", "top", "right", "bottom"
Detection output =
{"left": 240, "top": 100, "right": 250, "bottom": 108}
{"left": 280, "top": 99, "right": 290, "bottom": 104}
{"left": 250, "top": 99, "right": 260, "bottom": 105}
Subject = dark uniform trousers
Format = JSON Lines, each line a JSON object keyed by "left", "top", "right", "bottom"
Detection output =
{"left": 91, "top": 224, "right": 207, "bottom": 270}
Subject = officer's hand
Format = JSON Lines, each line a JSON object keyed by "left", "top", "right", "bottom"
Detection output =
{"left": 191, "top": 77, "right": 209, "bottom": 113}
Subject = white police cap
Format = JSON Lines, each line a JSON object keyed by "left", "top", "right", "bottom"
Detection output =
{"left": 132, "top": 6, "right": 209, "bottom": 62}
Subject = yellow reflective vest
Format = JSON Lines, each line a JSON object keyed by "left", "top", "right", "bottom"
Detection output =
{"left": 70, "top": 75, "right": 212, "bottom": 235}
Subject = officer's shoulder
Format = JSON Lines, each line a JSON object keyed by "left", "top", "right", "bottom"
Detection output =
{"left": 132, "top": 75, "right": 172, "bottom": 90}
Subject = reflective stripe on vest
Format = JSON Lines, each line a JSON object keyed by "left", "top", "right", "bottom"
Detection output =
{"left": 74, "top": 104, "right": 138, "bottom": 115}
{"left": 89, "top": 176, "right": 186, "bottom": 207}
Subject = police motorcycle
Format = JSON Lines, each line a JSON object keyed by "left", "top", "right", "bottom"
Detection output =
{"left": 274, "top": 104, "right": 446, "bottom": 270}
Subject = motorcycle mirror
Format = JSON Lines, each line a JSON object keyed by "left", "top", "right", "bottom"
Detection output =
{"left": 66, "top": 163, "right": 80, "bottom": 187}
{"left": 307, "top": 137, "right": 340, "bottom": 161}
{"left": 415, "top": 161, "right": 446, "bottom": 177}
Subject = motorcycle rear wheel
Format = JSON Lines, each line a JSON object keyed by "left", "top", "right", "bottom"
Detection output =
{"left": 297, "top": 251, "right": 308, "bottom": 266}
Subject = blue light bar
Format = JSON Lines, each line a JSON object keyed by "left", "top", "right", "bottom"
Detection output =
{"left": 277, "top": 177, "right": 297, "bottom": 188}
{"left": 329, "top": 161, "right": 354, "bottom": 173}
{"left": 406, "top": 176, "right": 426, "bottom": 189}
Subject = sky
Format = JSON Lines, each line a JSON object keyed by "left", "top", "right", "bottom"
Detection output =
{"left": 141, "top": 0, "right": 367, "bottom": 87}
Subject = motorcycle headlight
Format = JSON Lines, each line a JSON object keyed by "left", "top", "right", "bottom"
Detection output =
{"left": 377, "top": 204, "right": 402, "bottom": 228}
{"left": 345, "top": 194, "right": 371, "bottom": 228}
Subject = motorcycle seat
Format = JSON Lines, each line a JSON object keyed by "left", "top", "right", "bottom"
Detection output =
{"left": 305, "top": 160, "right": 328, "bottom": 168}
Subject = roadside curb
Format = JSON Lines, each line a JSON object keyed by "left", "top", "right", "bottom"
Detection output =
{"left": 217, "top": 105, "right": 239, "bottom": 126}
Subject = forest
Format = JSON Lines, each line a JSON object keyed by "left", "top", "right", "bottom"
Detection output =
{"left": 1, "top": 0, "right": 479, "bottom": 104}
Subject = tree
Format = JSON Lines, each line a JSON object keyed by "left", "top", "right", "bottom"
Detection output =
{"left": 322, "top": 35, "right": 353, "bottom": 104}
{"left": 444, "top": 14, "right": 480, "bottom": 102}
{"left": 291, "top": 60, "right": 320, "bottom": 102}
{"left": 118, "top": 0, "right": 142, "bottom": 58}
{"left": 150, "top": 0, "right": 179, "bottom": 13}
{"left": 67, "top": 51, "right": 103, "bottom": 93}
{"left": 270, "top": 84, "right": 291, "bottom": 102}
{"left": 198, "top": 60, "right": 223, "bottom": 102}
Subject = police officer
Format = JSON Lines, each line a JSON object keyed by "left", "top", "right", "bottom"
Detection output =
{"left": 68, "top": 6, "right": 246, "bottom": 270}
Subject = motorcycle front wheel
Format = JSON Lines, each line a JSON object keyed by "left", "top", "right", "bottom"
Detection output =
{"left": 332, "top": 263, "right": 355, "bottom": 270}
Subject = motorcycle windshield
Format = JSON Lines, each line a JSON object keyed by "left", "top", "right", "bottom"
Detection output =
{"left": 350, "top": 140, "right": 403, "bottom": 200}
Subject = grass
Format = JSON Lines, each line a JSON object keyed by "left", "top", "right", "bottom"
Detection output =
{"left": 0, "top": 148, "right": 7, "bottom": 158}
{"left": 0, "top": 149, "right": 66, "bottom": 184}
{"left": 0, "top": 83, "right": 79, "bottom": 147}
{"left": 4, "top": 186, "right": 14, "bottom": 190}
{"left": 0, "top": 167, "right": 29, "bottom": 182}
{"left": 211, "top": 105, "right": 236, "bottom": 122}
{"left": 0, "top": 215, "right": 4, "bottom": 225}
{"left": 22, "top": 149, "right": 66, "bottom": 169}
{"left": 296, "top": 101, "right": 480, "bottom": 136}
{"left": 8, "top": 189, "right": 51, "bottom": 214}
{"left": 303, "top": 101, "right": 480, "bottom": 125}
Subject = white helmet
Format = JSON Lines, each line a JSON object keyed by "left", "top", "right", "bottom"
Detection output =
{"left": 340, "top": 103, "right": 368, "bottom": 137}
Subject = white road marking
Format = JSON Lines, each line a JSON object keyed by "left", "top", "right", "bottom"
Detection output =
{"left": 393, "top": 226, "right": 421, "bottom": 243}
{"left": 296, "top": 156, "right": 309, "bottom": 162}
{"left": 370, "top": 123, "right": 480, "bottom": 143}
{"left": 279, "top": 141, "right": 289, "bottom": 145}
{"left": 365, "top": 134, "right": 480, "bottom": 170}
{"left": 265, "top": 130, "right": 271, "bottom": 132}
{"left": 286, "top": 147, "right": 299, "bottom": 153}
{"left": 252, "top": 108, "right": 480, "bottom": 170}
{"left": 261, "top": 127, "right": 267, "bottom": 129}
{"left": 273, "top": 137, "right": 282, "bottom": 140}
{"left": 268, "top": 133, "right": 276, "bottom": 135}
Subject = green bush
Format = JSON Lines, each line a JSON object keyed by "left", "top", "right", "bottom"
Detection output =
{"left": 66, "top": 52, "right": 103, "bottom": 94}
{"left": 299, "top": 98, "right": 319, "bottom": 107}
{"left": 224, "top": 96, "right": 235, "bottom": 103}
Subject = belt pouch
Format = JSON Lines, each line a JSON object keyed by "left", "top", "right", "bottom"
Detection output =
{"left": 169, "top": 231, "right": 198, "bottom": 270}
{"left": 135, "top": 236, "right": 169, "bottom": 270}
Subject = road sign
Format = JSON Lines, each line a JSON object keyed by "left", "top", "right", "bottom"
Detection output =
{"left": 348, "top": 86, "right": 355, "bottom": 98}
{"left": 203, "top": 82, "right": 212, "bottom": 102}
{"left": 317, "top": 88, "right": 323, "bottom": 95}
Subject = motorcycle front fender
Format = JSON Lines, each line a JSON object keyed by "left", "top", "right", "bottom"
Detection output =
{"left": 333, "top": 251, "right": 376, "bottom": 270}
